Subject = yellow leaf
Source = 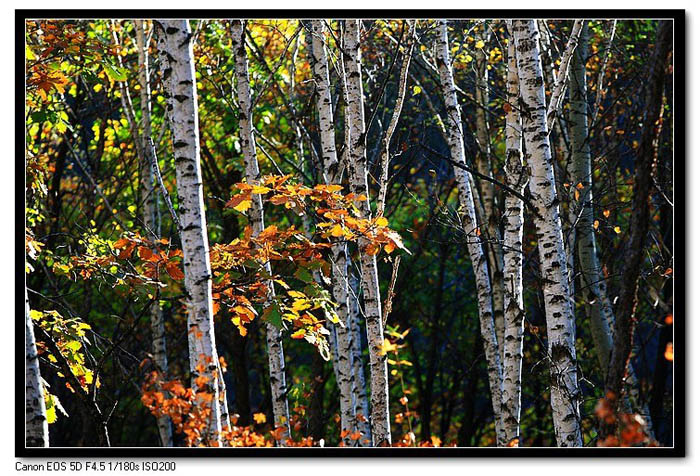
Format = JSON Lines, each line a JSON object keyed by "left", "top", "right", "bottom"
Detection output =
{"left": 234, "top": 200, "right": 252, "bottom": 213}
{"left": 614, "top": 226, "right": 621, "bottom": 234}
{"left": 331, "top": 223, "right": 344, "bottom": 237}
{"left": 251, "top": 185, "right": 271, "bottom": 194}
{"left": 376, "top": 217, "right": 389, "bottom": 227}
{"left": 253, "top": 412, "right": 267, "bottom": 424}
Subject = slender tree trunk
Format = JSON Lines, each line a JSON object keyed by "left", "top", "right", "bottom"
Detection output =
{"left": 546, "top": 20, "right": 584, "bottom": 132}
{"left": 342, "top": 19, "right": 391, "bottom": 446}
{"left": 569, "top": 24, "right": 615, "bottom": 372}
{"left": 512, "top": 19, "right": 582, "bottom": 447}
{"left": 348, "top": 272, "right": 372, "bottom": 440}
{"left": 231, "top": 19, "right": 291, "bottom": 445}
{"left": 474, "top": 22, "right": 506, "bottom": 360}
{"left": 309, "top": 20, "right": 357, "bottom": 444}
{"left": 156, "top": 19, "right": 224, "bottom": 445}
{"left": 604, "top": 19, "right": 673, "bottom": 411}
{"left": 501, "top": 31, "right": 528, "bottom": 447}
{"left": 376, "top": 20, "right": 415, "bottom": 217}
{"left": 25, "top": 290, "right": 49, "bottom": 447}
{"left": 436, "top": 19, "right": 506, "bottom": 447}
{"left": 136, "top": 20, "right": 173, "bottom": 448}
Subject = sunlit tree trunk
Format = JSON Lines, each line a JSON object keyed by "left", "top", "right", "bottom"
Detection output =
{"left": 231, "top": 19, "right": 291, "bottom": 445}
{"left": 342, "top": 19, "right": 391, "bottom": 446}
{"left": 436, "top": 19, "right": 506, "bottom": 447}
{"left": 136, "top": 19, "right": 173, "bottom": 448}
{"left": 309, "top": 19, "right": 357, "bottom": 444}
{"left": 25, "top": 289, "right": 49, "bottom": 447}
{"left": 501, "top": 31, "right": 527, "bottom": 447}
{"left": 156, "top": 19, "right": 224, "bottom": 445}
{"left": 512, "top": 19, "right": 582, "bottom": 447}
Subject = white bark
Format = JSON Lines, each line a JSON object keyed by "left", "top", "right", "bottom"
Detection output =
{"left": 501, "top": 32, "right": 528, "bottom": 447}
{"left": 25, "top": 289, "right": 49, "bottom": 447}
{"left": 569, "top": 24, "right": 653, "bottom": 435}
{"left": 348, "top": 273, "right": 372, "bottom": 441}
{"left": 569, "top": 24, "right": 614, "bottom": 371}
{"left": 436, "top": 20, "right": 506, "bottom": 447}
{"left": 512, "top": 19, "right": 582, "bottom": 447}
{"left": 231, "top": 19, "right": 291, "bottom": 445}
{"left": 474, "top": 22, "right": 505, "bottom": 360}
{"left": 342, "top": 19, "right": 391, "bottom": 446}
{"left": 136, "top": 20, "right": 174, "bottom": 448}
{"left": 310, "top": 19, "right": 357, "bottom": 445}
{"left": 157, "top": 19, "right": 224, "bottom": 445}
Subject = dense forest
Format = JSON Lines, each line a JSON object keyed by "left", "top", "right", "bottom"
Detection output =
{"left": 23, "top": 16, "right": 675, "bottom": 448}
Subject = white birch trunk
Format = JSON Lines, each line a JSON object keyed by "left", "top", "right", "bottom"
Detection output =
{"left": 474, "top": 22, "right": 505, "bottom": 360}
{"left": 231, "top": 20, "right": 291, "bottom": 445}
{"left": 436, "top": 19, "right": 506, "bottom": 447}
{"left": 569, "top": 24, "right": 615, "bottom": 371}
{"left": 157, "top": 19, "right": 224, "bottom": 445}
{"left": 136, "top": 20, "right": 174, "bottom": 447}
{"left": 501, "top": 33, "right": 528, "bottom": 447}
{"left": 342, "top": 19, "right": 391, "bottom": 446}
{"left": 512, "top": 19, "right": 582, "bottom": 447}
{"left": 348, "top": 273, "right": 372, "bottom": 441}
{"left": 569, "top": 24, "right": 652, "bottom": 435}
{"left": 310, "top": 19, "right": 357, "bottom": 445}
{"left": 25, "top": 289, "right": 49, "bottom": 447}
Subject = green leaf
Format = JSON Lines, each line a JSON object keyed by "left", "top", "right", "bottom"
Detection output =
{"left": 103, "top": 63, "right": 128, "bottom": 82}
{"left": 261, "top": 303, "right": 283, "bottom": 329}
{"left": 294, "top": 266, "right": 313, "bottom": 284}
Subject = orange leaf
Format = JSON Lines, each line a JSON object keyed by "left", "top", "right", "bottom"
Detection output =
{"left": 165, "top": 263, "right": 185, "bottom": 281}
{"left": 138, "top": 246, "right": 153, "bottom": 260}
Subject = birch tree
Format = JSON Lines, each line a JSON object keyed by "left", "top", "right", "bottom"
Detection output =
{"left": 156, "top": 19, "right": 225, "bottom": 445}
{"left": 473, "top": 22, "right": 505, "bottom": 358}
{"left": 136, "top": 20, "right": 173, "bottom": 447}
{"left": 501, "top": 30, "right": 528, "bottom": 446}
{"left": 342, "top": 19, "right": 391, "bottom": 446}
{"left": 512, "top": 19, "right": 582, "bottom": 447}
{"left": 231, "top": 19, "right": 291, "bottom": 444}
{"left": 436, "top": 19, "right": 506, "bottom": 447}
{"left": 309, "top": 19, "right": 357, "bottom": 444}
{"left": 25, "top": 290, "right": 49, "bottom": 447}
